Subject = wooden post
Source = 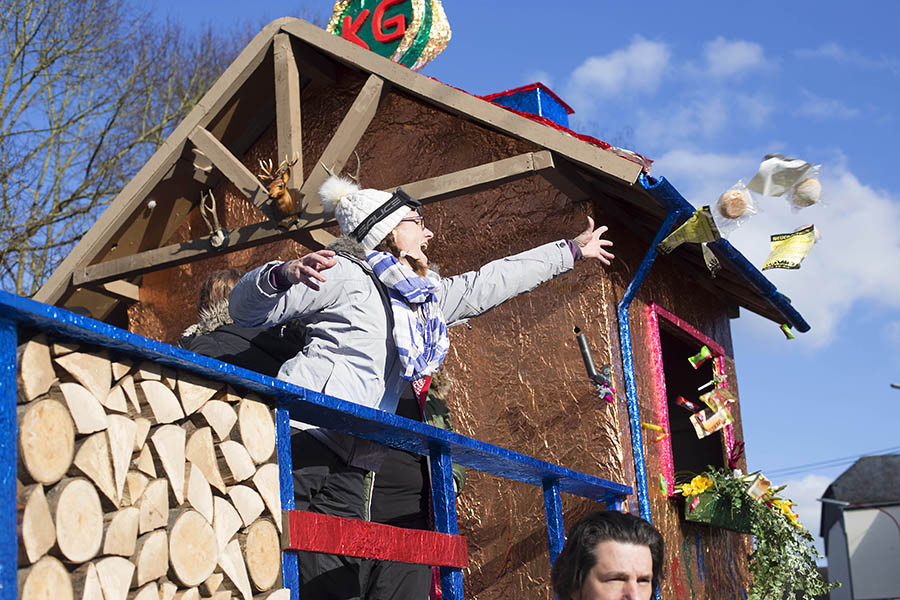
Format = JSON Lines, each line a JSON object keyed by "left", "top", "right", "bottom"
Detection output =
{"left": 542, "top": 478, "right": 565, "bottom": 566}
{"left": 0, "top": 317, "right": 17, "bottom": 591}
{"left": 429, "top": 444, "right": 462, "bottom": 600}
{"left": 274, "top": 34, "right": 303, "bottom": 199}
{"left": 276, "top": 402, "right": 298, "bottom": 600}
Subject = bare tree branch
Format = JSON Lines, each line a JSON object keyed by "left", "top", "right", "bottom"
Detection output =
{"left": 0, "top": 0, "right": 245, "bottom": 295}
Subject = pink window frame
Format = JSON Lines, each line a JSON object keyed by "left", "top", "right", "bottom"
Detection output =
{"left": 647, "top": 302, "right": 735, "bottom": 496}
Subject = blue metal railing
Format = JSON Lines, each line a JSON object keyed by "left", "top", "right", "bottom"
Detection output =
{"left": 0, "top": 290, "right": 632, "bottom": 600}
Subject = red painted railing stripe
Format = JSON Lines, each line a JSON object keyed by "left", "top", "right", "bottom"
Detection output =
{"left": 284, "top": 510, "right": 468, "bottom": 568}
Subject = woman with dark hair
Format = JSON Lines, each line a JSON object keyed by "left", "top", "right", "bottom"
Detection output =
{"left": 550, "top": 511, "right": 664, "bottom": 600}
{"left": 229, "top": 175, "right": 615, "bottom": 599}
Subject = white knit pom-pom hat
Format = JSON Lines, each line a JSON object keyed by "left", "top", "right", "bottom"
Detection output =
{"left": 319, "top": 175, "right": 420, "bottom": 251}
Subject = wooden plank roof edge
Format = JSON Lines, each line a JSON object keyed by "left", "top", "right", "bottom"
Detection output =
{"left": 34, "top": 18, "right": 293, "bottom": 306}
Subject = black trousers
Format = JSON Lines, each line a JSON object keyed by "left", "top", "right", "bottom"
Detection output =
{"left": 359, "top": 558, "right": 431, "bottom": 600}
{"left": 292, "top": 430, "right": 367, "bottom": 600}
{"left": 360, "top": 508, "right": 432, "bottom": 599}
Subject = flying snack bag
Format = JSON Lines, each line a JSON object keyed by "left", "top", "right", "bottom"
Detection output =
{"left": 657, "top": 206, "right": 721, "bottom": 254}
{"left": 746, "top": 472, "right": 772, "bottom": 501}
{"left": 762, "top": 225, "right": 818, "bottom": 270}
{"left": 788, "top": 165, "right": 823, "bottom": 209}
{"left": 699, "top": 388, "right": 737, "bottom": 412}
{"left": 690, "top": 407, "right": 733, "bottom": 439}
{"left": 713, "top": 180, "right": 758, "bottom": 238}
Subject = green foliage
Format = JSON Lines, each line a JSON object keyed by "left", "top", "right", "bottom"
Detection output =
{"left": 685, "top": 467, "right": 837, "bottom": 599}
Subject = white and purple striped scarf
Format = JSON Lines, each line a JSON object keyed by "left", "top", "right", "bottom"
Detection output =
{"left": 366, "top": 251, "right": 449, "bottom": 381}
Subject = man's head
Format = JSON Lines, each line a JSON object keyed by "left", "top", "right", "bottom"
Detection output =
{"left": 550, "top": 511, "right": 664, "bottom": 600}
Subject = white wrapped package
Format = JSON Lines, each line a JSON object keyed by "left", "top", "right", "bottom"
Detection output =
{"left": 747, "top": 154, "right": 812, "bottom": 197}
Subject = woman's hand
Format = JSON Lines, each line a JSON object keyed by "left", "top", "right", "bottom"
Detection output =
{"left": 282, "top": 250, "right": 338, "bottom": 290}
{"left": 573, "top": 217, "right": 615, "bottom": 266}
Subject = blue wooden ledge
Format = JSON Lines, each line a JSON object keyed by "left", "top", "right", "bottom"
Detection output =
{"left": 0, "top": 289, "right": 631, "bottom": 500}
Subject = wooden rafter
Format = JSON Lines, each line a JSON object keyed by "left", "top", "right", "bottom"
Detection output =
{"left": 97, "top": 281, "right": 141, "bottom": 303}
{"left": 274, "top": 33, "right": 303, "bottom": 199}
{"left": 187, "top": 126, "right": 279, "bottom": 221}
{"left": 297, "top": 73, "right": 387, "bottom": 225}
{"left": 72, "top": 151, "right": 557, "bottom": 286}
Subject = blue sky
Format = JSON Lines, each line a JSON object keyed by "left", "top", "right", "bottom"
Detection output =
{"left": 156, "top": 0, "right": 900, "bottom": 551}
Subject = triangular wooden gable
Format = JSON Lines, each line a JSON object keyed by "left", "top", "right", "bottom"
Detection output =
{"left": 37, "top": 17, "right": 785, "bottom": 326}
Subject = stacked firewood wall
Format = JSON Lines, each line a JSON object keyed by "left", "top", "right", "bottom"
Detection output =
{"left": 16, "top": 334, "right": 288, "bottom": 600}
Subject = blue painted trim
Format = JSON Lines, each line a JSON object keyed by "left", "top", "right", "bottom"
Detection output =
{"left": 542, "top": 478, "right": 564, "bottom": 565}
{"left": 0, "top": 290, "right": 631, "bottom": 503}
{"left": 430, "top": 445, "right": 463, "bottom": 600}
{"left": 0, "top": 318, "right": 16, "bottom": 595}
{"left": 605, "top": 494, "right": 623, "bottom": 513}
{"left": 617, "top": 206, "right": 685, "bottom": 524}
{"left": 276, "top": 403, "right": 299, "bottom": 600}
{"left": 638, "top": 175, "right": 810, "bottom": 332}
{"left": 615, "top": 187, "right": 685, "bottom": 600}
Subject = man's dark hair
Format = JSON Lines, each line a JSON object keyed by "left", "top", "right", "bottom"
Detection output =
{"left": 550, "top": 510, "right": 664, "bottom": 599}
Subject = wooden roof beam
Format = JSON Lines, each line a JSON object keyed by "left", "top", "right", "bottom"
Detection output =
{"left": 187, "top": 126, "right": 279, "bottom": 221}
{"left": 297, "top": 73, "right": 387, "bottom": 226}
{"left": 72, "top": 151, "right": 556, "bottom": 286}
{"left": 97, "top": 281, "right": 141, "bottom": 303}
{"left": 274, "top": 33, "right": 303, "bottom": 201}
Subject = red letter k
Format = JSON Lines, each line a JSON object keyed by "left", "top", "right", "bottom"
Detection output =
{"left": 342, "top": 10, "right": 371, "bottom": 50}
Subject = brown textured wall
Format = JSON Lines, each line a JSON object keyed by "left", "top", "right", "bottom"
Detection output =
{"left": 129, "top": 67, "right": 750, "bottom": 598}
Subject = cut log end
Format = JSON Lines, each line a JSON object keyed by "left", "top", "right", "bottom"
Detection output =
{"left": 19, "top": 556, "right": 74, "bottom": 600}
{"left": 242, "top": 519, "right": 280, "bottom": 592}
{"left": 18, "top": 399, "right": 75, "bottom": 485}
{"left": 169, "top": 510, "right": 218, "bottom": 587}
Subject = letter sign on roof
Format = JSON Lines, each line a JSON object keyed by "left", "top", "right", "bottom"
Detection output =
{"left": 327, "top": 0, "right": 451, "bottom": 71}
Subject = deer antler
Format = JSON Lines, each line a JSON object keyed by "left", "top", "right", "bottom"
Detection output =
{"left": 349, "top": 151, "right": 361, "bottom": 185}
{"left": 319, "top": 152, "right": 362, "bottom": 185}
{"left": 258, "top": 158, "right": 275, "bottom": 180}
{"left": 320, "top": 162, "right": 337, "bottom": 178}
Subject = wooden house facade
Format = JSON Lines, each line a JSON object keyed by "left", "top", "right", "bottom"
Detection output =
{"left": 35, "top": 17, "right": 809, "bottom": 599}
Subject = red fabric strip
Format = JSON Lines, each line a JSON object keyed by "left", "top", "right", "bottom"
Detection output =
{"left": 285, "top": 510, "right": 468, "bottom": 568}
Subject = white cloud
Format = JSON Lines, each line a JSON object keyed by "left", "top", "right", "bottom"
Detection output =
{"left": 887, "top": 321, "right": 900, "bottom": 344}
{"left": 563, "top": 36, "right": 670, "bottom": 113}
{"left": 652, "top": 149, "right": 758, "bottom": 195}
{"left": 651, "top": 150, "right": 900, "bottom": 345}
{"left": 796, "top": 43, "right": 900, "bottom": 75}
{"left": 799, "top": 90, "right": 861, "bottom": 119}
{"left": 635, "top": 97, "right": 729, "bottom": 150}
{"left": 796, "top": 42, "right": 848, "bottom": 62}
{"left": 704, "top": 37, "right": 767, "bottom": 78}
{"left": 736, "top": 94, "right": 775, "bottom": 128}
{"left": 782, "top": 473, "right": 832, "bottom": 560}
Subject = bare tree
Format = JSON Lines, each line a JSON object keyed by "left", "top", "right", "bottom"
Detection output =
{"left": 0, "top": 0, "right": 243, "bottom": 295}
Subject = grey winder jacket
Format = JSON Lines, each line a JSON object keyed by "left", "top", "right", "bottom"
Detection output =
{"left": 229, "top": 238, "right": 574, "bottom": 470}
